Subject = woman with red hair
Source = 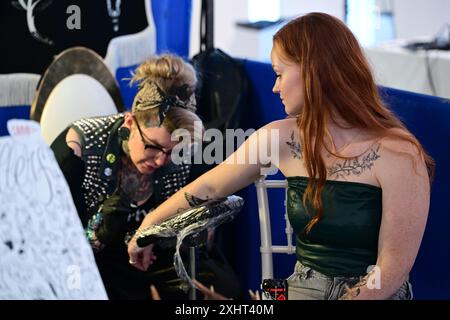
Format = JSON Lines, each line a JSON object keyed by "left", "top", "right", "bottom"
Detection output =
{"left": 128, "top": 13, "right": 433, "bottom": 300}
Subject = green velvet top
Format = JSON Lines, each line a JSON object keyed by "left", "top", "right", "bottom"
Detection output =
{"left": 287, "top": 176, "right": 382, "bottom": 277}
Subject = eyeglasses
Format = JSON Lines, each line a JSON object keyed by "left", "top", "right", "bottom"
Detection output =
{"left": 133, "top": 116, "right": 171, "bottom": 157}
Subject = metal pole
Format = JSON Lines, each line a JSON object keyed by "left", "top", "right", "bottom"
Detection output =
{"left": 205, "top": 0, "right": 214, "bottom": 49}
{"left": 189, "top": 247, "right": 196, "bottom": 300}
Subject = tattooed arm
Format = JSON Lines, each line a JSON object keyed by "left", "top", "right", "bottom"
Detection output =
{"left": 339, "top": 139, "right": 430, "bottom": 300}
{"left": 184, "top": 192, "right": 209, "bottom": 207}
{"left": 339, "top": 268, "right": 378, "bottom": 300}
{"left": 127, "top": 123, "right": 279, "bottom": 270}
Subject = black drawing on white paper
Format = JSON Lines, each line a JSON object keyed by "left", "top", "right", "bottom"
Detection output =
{"left": 0, "top": 132, "right": 107, "bottom": 299}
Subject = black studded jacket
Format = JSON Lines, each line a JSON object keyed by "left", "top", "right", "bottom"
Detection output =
{"left": 50, "top": 114, "right": 241, "bottom": 300}
{"left": 51, "top": 113, "right": 208, "bottom": 245}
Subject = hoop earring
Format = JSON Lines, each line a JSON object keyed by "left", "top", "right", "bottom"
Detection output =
{"left": 118, "top": 127, "right": 130, "bottom": 141}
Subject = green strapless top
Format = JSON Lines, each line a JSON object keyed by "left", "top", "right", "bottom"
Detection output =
{"left": 287, "top": 176, "right": 382, "bottom": 277}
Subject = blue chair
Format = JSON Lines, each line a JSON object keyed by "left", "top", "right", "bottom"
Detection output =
{"left": 231, "top": 59, "right": 450, "bottom": 299}
{"left": 0, "top": 105, "right": 32, "bottom": 136}
{"left": 151, "top": 0, "right": 192, "bottom": 58}
{"left": 0, "top": 74, "right": 39, "bottom": 136}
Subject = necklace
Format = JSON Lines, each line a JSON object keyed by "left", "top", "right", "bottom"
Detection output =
{"left": 106, "top": 0, "right": 122, "bottom": 32}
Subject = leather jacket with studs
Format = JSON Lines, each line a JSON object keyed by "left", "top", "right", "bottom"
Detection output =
{"left": 51, "top": 113, "right": 208, "bottom": 250}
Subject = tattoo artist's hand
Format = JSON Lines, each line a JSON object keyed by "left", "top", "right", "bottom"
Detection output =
{"left": 96, "top": 189, "right": 134, "bottom": 244}
{"left": 192, "top": 280, "right": 229, "bottom": 300}
{"left": 192, "top": 280, "right": 261, "bottom": 300}
{"left": 127, "top": 235, "right": 157, "bottom": 271}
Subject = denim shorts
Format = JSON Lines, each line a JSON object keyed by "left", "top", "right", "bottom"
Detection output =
{"left": 286, "top": 262, "right": 413, "bottom": 300}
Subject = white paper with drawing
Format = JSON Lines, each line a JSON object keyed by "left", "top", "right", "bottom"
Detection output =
{"left": 0, "top": 120, "right": 107, "bottom": 299}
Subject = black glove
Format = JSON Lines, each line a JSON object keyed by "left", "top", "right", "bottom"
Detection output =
{"left": 96, "top": 188, "right": 136, "bottom": 245}
{"left": 183, "top": 229, "right": 208, "bottom": 247}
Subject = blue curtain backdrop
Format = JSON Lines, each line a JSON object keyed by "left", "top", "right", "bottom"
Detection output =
{"left": 151, "top": 0, "right": 192, "bottom": 58}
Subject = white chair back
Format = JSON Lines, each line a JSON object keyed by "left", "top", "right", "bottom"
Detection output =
{"left": 40, "top": 74, "right": 118, "bottom": 145}
{"left": 254, "top": 177, "right": 296, "bottom": 281}
{"left": 30, "top": 47, "right": 125, "bottom": 146}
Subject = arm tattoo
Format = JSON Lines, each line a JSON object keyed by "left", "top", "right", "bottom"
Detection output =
{"left": 286, "top": 131, "right": 302, "bottom": 160}
{"left": 184, "top": 192, "right": 209, "bottom": 207}
{"left": 328, "top": 144, "right": 380, "bottom": 179}
{"left": 339, "top": 278, "right": 367, "bottom": 300}
{"left": 339, "top": 267, "right": 377, "bottom": 300}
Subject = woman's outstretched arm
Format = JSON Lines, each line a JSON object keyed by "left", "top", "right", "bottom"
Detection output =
{"left": 128, "top": 124, "right": 278, "bottom": 270}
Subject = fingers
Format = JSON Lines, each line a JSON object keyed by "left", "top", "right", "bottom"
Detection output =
{"left": 249, "top": 289, "right": 261, "bottom": 300}
{"left": 150, "top": 253, "right": 157, "bottom": 265}
{"left": 150, "top": 285, "right": 161, "bottom": 300}
{"left": 142, "top": 251, "right": 151, "bottom": 270}
{"left": 128, "top": 245, "right": 156, "bottom": 271}
{"left": 128, "top": 249, "right": 144, "bottom": 270}
{"left": 128, "top": 239, "right": 154, "bottom": 271}
{"left": 128, "top": 255, "right": 141, "bottom": 270}
{"left": 192, "top": 280, "right": 227, "bottom": 300}
{"left": 132, "top": 256, "right": 147, "bottom": 271}
{"left": 142, "top": 246, "right": 156, "bottom": 271}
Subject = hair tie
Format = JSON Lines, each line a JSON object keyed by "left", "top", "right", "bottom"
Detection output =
{"left": 132, "top": 81, "right": 191, "bottom": 124}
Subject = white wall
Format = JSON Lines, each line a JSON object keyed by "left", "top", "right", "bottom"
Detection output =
{"left": 394, "top": 0, "right": 450, "bottom": 39}
{"left": 190, "top": 0, "right": 345, "bottom": 60}
{"left": 189, "top": 0, "right": 450, "bottom": 60}
{"left": 280, "top": 0, "right": 345, "bottom": 21}
{"left": 190, "top": 0, "right": 249, "bottom": 58}
{"left": 189, "top": 0, "right": 202, "bottom": 57}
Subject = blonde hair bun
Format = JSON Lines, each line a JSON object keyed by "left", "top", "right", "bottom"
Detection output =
{"left": 131, "top": 54, "right": 197, "bottom": 111}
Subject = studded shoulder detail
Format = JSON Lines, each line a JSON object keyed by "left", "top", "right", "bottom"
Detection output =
{"left": 72, "top": 113, "right": 124, "bottom": 152}
{"left": 71, "top": 113, "right": 194, "bottom": 216}
{"left": 71, "top": 114, "right": 124, "bottom": 215}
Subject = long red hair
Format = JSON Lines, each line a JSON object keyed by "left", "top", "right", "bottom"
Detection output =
{"left": 273, "top": 13, "right": 434, "bottom": 232}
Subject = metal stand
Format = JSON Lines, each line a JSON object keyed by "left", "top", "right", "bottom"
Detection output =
{"left": 189, "top": 247, "right": 196, "bottom": 300}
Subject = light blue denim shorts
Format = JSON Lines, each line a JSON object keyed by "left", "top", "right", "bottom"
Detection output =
{"left": 287, "top": 261, "right": 413, "bottom": 300}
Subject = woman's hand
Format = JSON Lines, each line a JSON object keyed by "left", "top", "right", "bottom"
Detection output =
{"left": 192, "top": 280, "right": 229, "bottom": 300}
{"left": 127, "top": 236, "right": 157, "bottom": 271}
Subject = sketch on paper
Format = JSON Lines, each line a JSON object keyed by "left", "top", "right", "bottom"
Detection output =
{"left": 0, "top": 120, "right": 107, "bottom": 299}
